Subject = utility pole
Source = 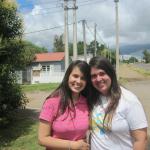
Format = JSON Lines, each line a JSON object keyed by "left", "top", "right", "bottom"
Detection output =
{"left": 114, "top": 0, "right": 120, "bottom": 79}
{"left": 94, "top": 23, "right": 97, "bottom": 57}
{"left": 73, "top": 0, "right": 78, "bottom": 60}
{"left": 64, "top": 0, "right": 69, "bottom": 70}
{"left": 82, "top": 20, "right": 87, "bottom": 62}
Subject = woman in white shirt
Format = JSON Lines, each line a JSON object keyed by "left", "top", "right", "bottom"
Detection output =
{"left": 89, "top": 56, "right": 148, "bottom": 150}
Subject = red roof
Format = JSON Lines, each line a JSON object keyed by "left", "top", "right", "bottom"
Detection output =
{"left": 34, "top": 52, "right": 65, "bottom": 62}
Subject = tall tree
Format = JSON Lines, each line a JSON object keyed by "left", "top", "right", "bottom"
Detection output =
{"left": 97, "top": 44, "right": 106, "bottom": 56}
{"left": 0, "top": 0, "right": 27, "bottom": 122}
{"left": 53, "top": 34, "right": 64, "bottom": 52}
{"left": 19, "top": 41, "right": 48, "bottom": 68}
{"left": 77, "top": 41, "right": 84, "bottom": 55}
{"left": 87, "top": 40, "right": 100, "bottom": 56}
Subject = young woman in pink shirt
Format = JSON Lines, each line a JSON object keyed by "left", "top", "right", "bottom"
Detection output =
{"left": 38, "top": 60, "right": 92, "bottom": 150}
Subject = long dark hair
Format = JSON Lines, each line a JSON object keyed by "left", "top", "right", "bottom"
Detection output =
{"left": 89, "top": 56, "right": 121, "bottom": 130}
{"left": 46, "top": 60, "right": 92, "bottom": 114}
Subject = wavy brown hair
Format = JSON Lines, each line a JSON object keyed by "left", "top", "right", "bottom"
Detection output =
{"left": 89, "top": 56, "right": 121, "bottom": 131}
{"left": 46, "top": 60, "right": 92, "bottom": 115}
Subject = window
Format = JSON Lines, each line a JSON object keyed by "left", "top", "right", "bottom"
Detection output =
{"left": 47, "top": 66, "right": 50, "bottom": 71}
{"left": 42, "top": 66, "right": 46, "bottom": 71}
{"left": 42, "top": 65, "right": 50, "bottom": 72}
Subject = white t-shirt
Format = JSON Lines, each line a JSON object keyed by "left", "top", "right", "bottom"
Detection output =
{"left": 91, "top": 87, "right": 148, "bottom": 150}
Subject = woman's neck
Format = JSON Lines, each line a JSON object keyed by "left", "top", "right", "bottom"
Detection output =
{"left": 72, "top": 93, "right": 80, "bottom": 102}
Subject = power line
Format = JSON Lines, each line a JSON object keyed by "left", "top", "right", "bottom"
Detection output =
{"left": 24, "top": 25, "right": 65, "bottom": 35}
{"left": 23, "top": 20, "right": 83, "bottom": 35}
{"left": 85, "top": 23, "right": 94, "bottom": 38}
{"left": 25, "top": 9, "right": 63, "bottom": 16}
{"left": 78, "top": 0, "right": 110, "bottom": 7}
{"left": 85, "top": 22, "right": 107, "bottom": 46}
{"left": 96, "top": 30, "right": 106, "bottom": 45}
{"left": 19, "top": 0, "right": 110, "bottom": 16}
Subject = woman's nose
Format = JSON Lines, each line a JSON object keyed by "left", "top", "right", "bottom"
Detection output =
{"left": 96, "top": 75, "right": 102, "bottom": 81}
{"left": 76, "top": 77, "right": 81, "bottom": 83}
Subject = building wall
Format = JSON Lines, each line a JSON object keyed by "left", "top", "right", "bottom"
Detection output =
{"left": 31, "top": 61, "right": 65, "bottom": 84}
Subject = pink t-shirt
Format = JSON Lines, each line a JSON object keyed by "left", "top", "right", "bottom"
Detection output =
{"left": 39, "top": 95, "right": 89, "bottom": 141}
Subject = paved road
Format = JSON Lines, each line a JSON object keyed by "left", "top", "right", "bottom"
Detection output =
{"left": 124, "top": 80, "right": 150, "bottom": 148}
{"left": 124, "top": 80, "right": 150, "bottom": 134}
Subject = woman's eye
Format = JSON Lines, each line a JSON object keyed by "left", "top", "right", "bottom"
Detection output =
{"left": 91, "top": 74, "right": 96, "bottom": 79}
{"left": 99, "top": 72, "right": 105, "bottom": 76}
{"left": 73, "top": 74, "right": 79, "bottom": 78}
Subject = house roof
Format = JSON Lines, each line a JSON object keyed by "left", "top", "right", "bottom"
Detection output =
{"left": 34, "top": 52, "right": 65, "bottom": 62}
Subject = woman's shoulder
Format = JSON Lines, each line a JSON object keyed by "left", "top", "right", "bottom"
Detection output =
{"left": 120, "top": 86, "right": 139, "bottom": 104}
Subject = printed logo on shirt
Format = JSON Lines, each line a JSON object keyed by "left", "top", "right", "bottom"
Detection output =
{"left": 91, "top": 112, "right": 106, "bottom": 136}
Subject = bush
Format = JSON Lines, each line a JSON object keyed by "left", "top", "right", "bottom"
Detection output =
{"left": 0, "top": 64, "right": 28, "bottom": 125}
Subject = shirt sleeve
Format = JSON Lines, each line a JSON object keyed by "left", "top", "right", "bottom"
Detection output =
{"left": 126, "top": 96, "right": 148, "bottom": 130}
{"left": 39, "top": 98, "right": 59, "bottom": 123}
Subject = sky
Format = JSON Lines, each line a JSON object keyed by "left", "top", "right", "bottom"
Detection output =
{"left": 16, "top": 0, "right": 150, "bottom": 51}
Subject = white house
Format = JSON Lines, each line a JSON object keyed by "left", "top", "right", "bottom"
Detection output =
{"left": 22, "top": 52, "right": 65, "bottom": 84}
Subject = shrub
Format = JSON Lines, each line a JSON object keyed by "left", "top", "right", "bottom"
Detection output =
{"left": 0, "top": 64, "right": 28, "bottom": 126}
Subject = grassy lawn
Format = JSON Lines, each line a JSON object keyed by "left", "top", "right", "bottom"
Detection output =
{"left": 0, "top": 83, "right": 60, "bottom": 150}
{"left": 0, "top": 109, "right": 44, "bottom": 150}
{"left": 133, "top": 66, "right": 150, "bottom": 76}
{"left": 21, "top": 83, "right": 59, "bottom": 92}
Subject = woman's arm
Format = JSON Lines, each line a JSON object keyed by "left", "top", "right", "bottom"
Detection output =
{"left": 38, "top": 120, "right": 89, "bottom": 150}
{"left": 130, "top": 128, "right": 148, "bottom": 150}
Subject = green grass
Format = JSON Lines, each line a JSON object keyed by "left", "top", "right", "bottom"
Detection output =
{"left": 0, "top": 109, "right": 44, "bottom": 150}
{"left": 133, "top": 67, "right": 150, "bottom": 76}
{"left": 0, "top": 83, "right": 59, "bottom": 150}
{"left": 21, "top": 83, "right": 59, "bottom": 92}
{"left": 119, "top": 77, "right": 128, "bottom": 84}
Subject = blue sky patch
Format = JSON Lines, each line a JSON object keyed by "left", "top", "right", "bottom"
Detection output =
{"left": 16, "top": 0, "right": 34, "bottom": 12}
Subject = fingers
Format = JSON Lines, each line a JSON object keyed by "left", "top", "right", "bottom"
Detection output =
{"left": 76, "top": 139, "right": 90, "bottom": 150}
{"left": 80, "top": 141, "right": 90, "bottom": 150}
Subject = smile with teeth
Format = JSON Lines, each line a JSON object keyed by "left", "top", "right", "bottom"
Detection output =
{"left": 97, "top": 80, "right": 105, "bottom": 84}
{"left": 72, "top": 83, "right": 82, "bottom": 89}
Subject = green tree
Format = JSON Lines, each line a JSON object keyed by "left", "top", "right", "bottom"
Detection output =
{"left": 69, "top": 42, "right": 73, "bottom": 56}
{"left": 143, "top": 50, "right": 150, "bottom": 63}
{"left": 97, "top": 44, "right": 105, "bottom": 56}
{"left": 109, "top": 50, "right": 116, "bottom": 65}
{"left": 77, "top": 41, "right": 84, "bottom": 55}
{"left": 53, "top": 34, "right": 64, "bottom": 52}
{"left": 69, "top": 41, "right": 85, "bottom": 56}
{"left": 0, "top": 0, "right": 22, "bottom": 43}
{"left": 20, "top": 40, "right": 48, "bottom": 68}
{"left": 0, "top": 0, "right": 27, "bottom": 123}
{"left": 87, "top": 40, "right": 100, "bottom": 56}
{"left": 128, "top": 56, "right": 138, "bottom": 63}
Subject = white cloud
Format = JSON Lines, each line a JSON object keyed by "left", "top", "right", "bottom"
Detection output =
{"left": 19, "top": 0, "right": 150, "bottom": 50}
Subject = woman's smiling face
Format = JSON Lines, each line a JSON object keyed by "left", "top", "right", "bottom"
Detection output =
{"left": 91, "top": 67, "right": 111, "bottom": 96}
{"left": 68, "top": 66, "right": 86, "bottom": 96}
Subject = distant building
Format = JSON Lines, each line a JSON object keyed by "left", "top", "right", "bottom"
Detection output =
{"left": 17, "top": 52, "right": 93, "bottom": 84}
{"left": 71, "top": 53, "right": 93, "bottom": 63}
{"left": 120, "top": 54, "right": 143, "bottom": 62}
{"left": 120, "top": 55, "right": 132, "bottom": 61}
{"left": 22, "top": 52, "right": 65, "bottom": 84}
